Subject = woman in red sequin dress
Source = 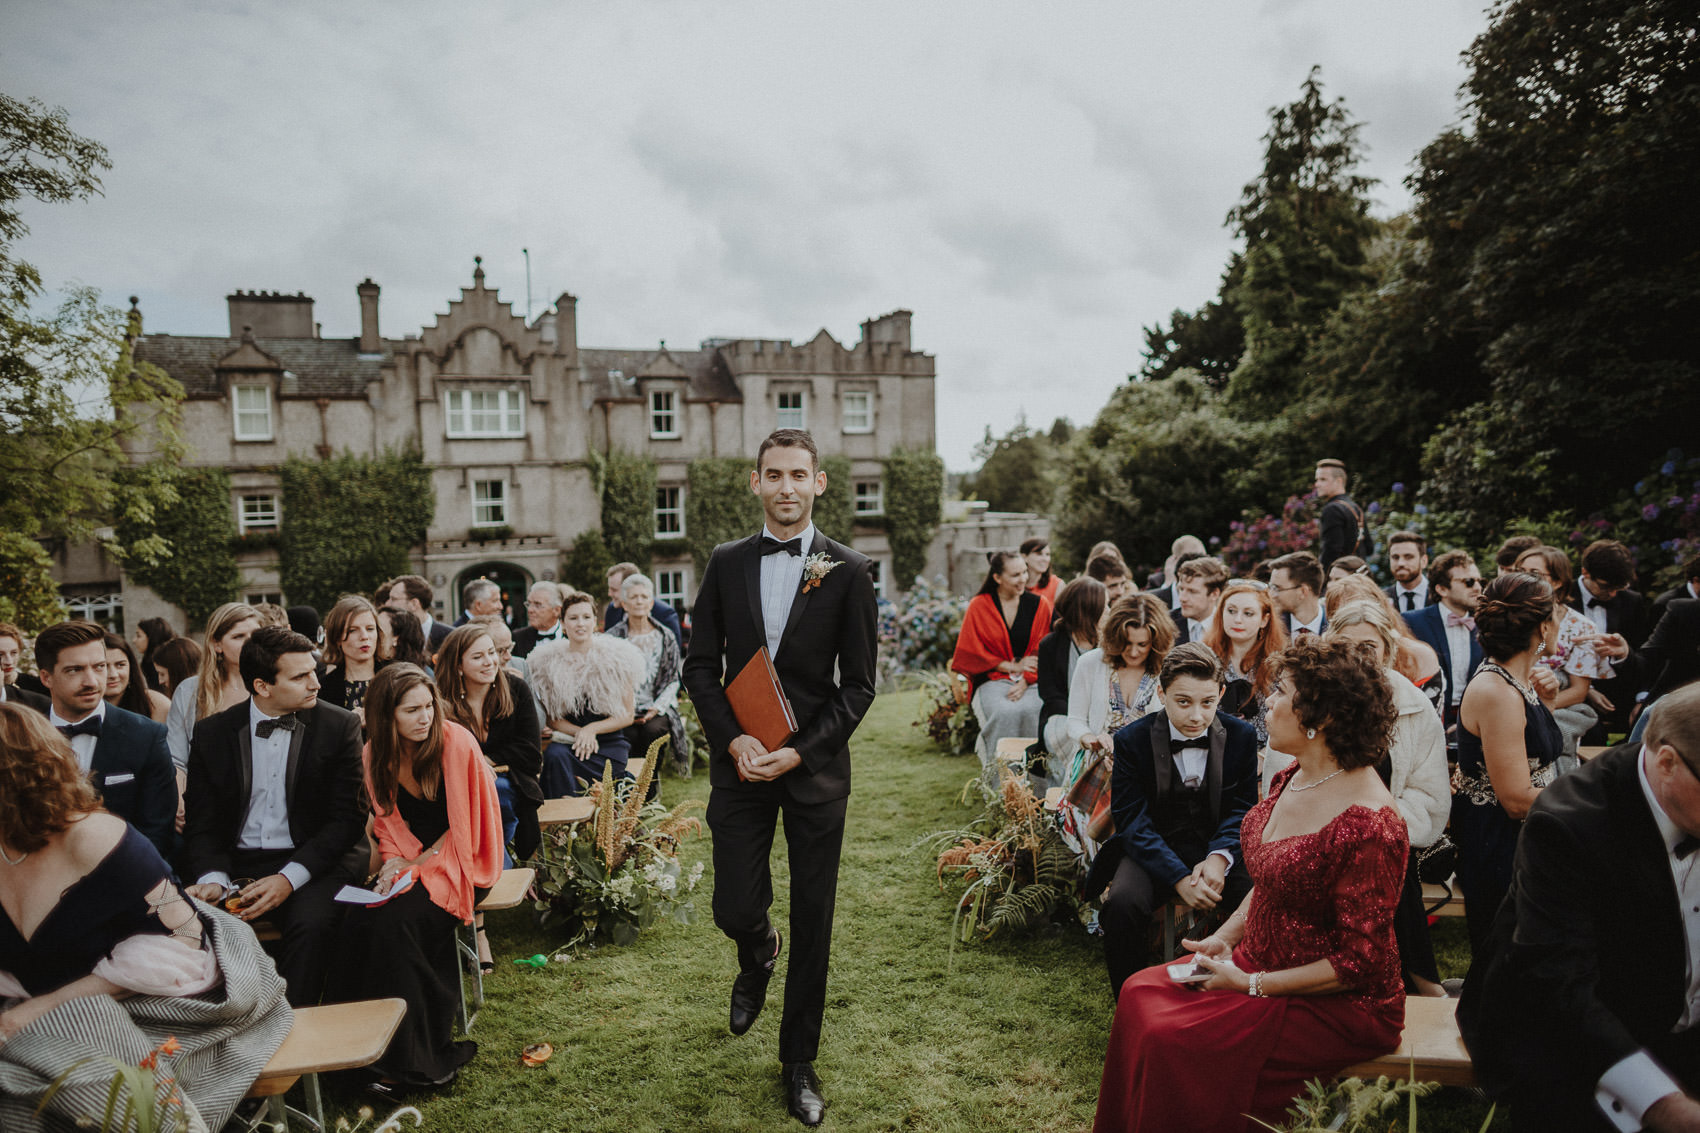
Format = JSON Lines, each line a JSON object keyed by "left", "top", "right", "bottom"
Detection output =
{"left": 1093, "top": 637, "right": 1408, "bottom": 1133}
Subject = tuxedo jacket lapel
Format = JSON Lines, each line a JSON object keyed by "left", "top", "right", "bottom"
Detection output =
{"left": 1206, "top": 717, "right": 1226, "bottom": 823}
{"left": 1150, "top": 712, "right": 1173, "bottom": 798}
{"left": 778, "top": 531, "right": 829, "bottom": 652}
{"left": 236, "top": 716, "right": 254, "bottom": 810}
{"left": 742, "top": 536, "right": 768, "bottom": 647}
{"left": 284, "top": 712, "right": 308, "bottom": 817}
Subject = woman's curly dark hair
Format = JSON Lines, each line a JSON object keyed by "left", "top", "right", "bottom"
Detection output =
{"left": 1475, "top": 572, "right": 1555, "bottom": 662}
{"left": 0, "top": 703, "right": 102, "bottom": 852}
{"left": 1269, "top": 636, "right": 1397, "bottom": 771}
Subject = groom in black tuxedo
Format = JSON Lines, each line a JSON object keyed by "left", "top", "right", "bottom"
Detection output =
{"left": 1460, "top": 684, "right": 1700, "bottom": 1131}
{"left": 683, "top": 428, "right": 879, "bottom": 1127}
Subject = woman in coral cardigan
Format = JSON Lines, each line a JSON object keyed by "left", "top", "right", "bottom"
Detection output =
{"left": 951, "top": 550, "right": 1053, "bottom": 783}
{"left": 343, "top": 663, "right": 503, "bottom": 1092}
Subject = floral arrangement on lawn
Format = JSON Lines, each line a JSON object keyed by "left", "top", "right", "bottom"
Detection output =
{"left": 534, "top": 739, "right": 706, "bottom": 953}
{"left": 925, "top": 765, "right": 1083, "bottom": 958}
{"left": 1255, "top": 1073, "right": 1491, "bottom": 1132}
{"left": 912, "top": 669, "right": 978, "bottom": 755}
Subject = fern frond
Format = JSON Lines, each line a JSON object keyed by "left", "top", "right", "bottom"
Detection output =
{"left": 983, "top": 883, "right": 1061, "bottom": 938}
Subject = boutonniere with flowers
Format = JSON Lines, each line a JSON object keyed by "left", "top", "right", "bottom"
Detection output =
{"left": 800, "top": 552, "right": 841, "bottom": 594}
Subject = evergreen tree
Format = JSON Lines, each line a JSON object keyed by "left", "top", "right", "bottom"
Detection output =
{"left": 1137, "top": 255, "right": 1246, "bottom": 391}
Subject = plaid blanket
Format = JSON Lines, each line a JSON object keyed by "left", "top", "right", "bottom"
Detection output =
{"left": 0, "top": 901, "right": 293, "bottom": 1133}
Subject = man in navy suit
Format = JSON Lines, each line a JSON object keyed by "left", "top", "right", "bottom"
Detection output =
{"left": 34, "top": 620, "right": 175, "bottom": 856}
{"left": 1382, "top": 531, "right": 1437, "bottom": 612}
{"left": 1404, "top": 549, "right": 1484, "bottom": 751}
{"left": 1271, "top": 551, "right": 1329, "bottom": 638}
{"left": 387, "top": 574, "right": 451, "bottom": 652}
{"left": 1171, "top": 556, "right": 1228, "bottom": 644}
{"left": 1083, "top": 642, "right": 1259, "bottom": 995}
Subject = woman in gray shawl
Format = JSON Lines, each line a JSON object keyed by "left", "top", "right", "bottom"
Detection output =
{"left": 606, "top": 572, "right": 691, "bottom": 779}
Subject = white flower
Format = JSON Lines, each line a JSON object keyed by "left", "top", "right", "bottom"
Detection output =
{"left": 800, "top": 552, "right": 841, "bottom": 593}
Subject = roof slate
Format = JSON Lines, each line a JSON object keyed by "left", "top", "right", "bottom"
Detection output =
{"left": 134, "top": 335, "right": 384, "bottom": 398}
{"left": 579, "top": 347, "right": 742, "bottom": 403}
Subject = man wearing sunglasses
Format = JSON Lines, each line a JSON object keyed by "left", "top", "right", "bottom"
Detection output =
{"left": 1460, "top": 682, "right": 1700, "bottom": 1132}
{"left": 1403, "top": 549, "right": 1484, "bottom": 751}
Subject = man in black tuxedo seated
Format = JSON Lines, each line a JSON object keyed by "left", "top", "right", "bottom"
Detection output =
{"left": 1572, "top": 539, "right": 1653, "bottom": 737}
{"left": 182, "top": 626, "right": 367, "bottom": 1007}
{"left": 1460, "top": 683, "right": 1700, "bottom": 1132}
{"left": 1084, "top": 642, "right": 1259, "bottom": 995}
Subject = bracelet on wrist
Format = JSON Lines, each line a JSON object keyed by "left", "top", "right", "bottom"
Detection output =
{"left": 1249, "top": 971, "right": 1264, "bottom": 997}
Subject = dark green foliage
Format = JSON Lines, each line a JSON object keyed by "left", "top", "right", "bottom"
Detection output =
{"left": 684, "top": 457, "right": 763, "bottom": 572}
{"left": 600, "top": 450, "right": 657, "bottom": 566}
{"left": 0, "top": 533, "right": 62, "bottom": 630}
{"left": 961, "top": 417, "right": 1070, "bottom": 516}
{"left": 117, "top": 466, "right": 240, "bottom": 627}
{"left": 882, "top": 447, "right": 945, "bottom": 587}
{"left": 1138, "top": 254, "right": 1246, "bottom": 390}
{"left": 814, "top": 454, "right": 854, "bottom": 544}
{"left": 1411, "top": 0, "right": 1700, "bottom": 535}
{"left": 0, "top": 93, "right": 111, "bottom": 312}
{"left": 279, "top": 445, "right": 433, "bottom": 615}
{"left": 562, "top": 528, "right": 613, "bottom": 595}
{"left": 983, "top": 882, "right": 1065, "bottom": 938}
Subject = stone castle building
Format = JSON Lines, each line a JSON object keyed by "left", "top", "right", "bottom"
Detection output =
{"left": 66, "top": 260, "right": 937, "bottom": 629}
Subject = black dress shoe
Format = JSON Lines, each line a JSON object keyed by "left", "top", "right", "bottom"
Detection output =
{"left": 729, "top": 929, "right": 782, "bottom": 1036}
{"left": 783, "top": 1061, "right": 825, "bottom": 1126}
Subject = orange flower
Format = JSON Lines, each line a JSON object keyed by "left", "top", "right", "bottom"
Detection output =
{"left": 158, "top": 1036, "right": 182, "bottom": 1057}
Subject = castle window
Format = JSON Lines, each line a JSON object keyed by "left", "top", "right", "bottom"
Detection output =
{"left": 472, "top": 480, "right": 508, "bottom": 527}
{"left": 854, "top": 480, "right": 884, "bottom": 517}
{"left": 650, "top": 390, "right": 679, "bottom": 438}
{"left": 841, "top": 390, "right": 873, "bottom": 433}
{"left": 445, "top": 388, "right": 525, "bottom": 438}
{"left": 239, "top": 494, "right": 280, "bottom": 533}
{"left": 776, "top": 390, "right": 806, "bottom": 430}
{"left": 232, "top": 385, "right": 273, "bottom": 441}
{"left": 654, "top": 485, "right": 684, "bottom": 538}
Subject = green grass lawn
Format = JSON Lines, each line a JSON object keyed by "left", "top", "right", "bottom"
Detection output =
{"left": 310, "top": 689, "right": 1505, "bottom": 1132}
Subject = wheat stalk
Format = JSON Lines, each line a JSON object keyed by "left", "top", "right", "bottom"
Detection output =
{"left": 610, "top": 736, "right": 667, "bottom": 870}
{"left": 594, "top": 759, "right": 617, "bottom": 868}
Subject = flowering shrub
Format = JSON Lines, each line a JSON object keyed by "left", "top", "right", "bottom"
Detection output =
{"left": 913, "top": 669, "right": 979, "bottom": 755}
{"left": 1215, "top": 494, "right": 1320, "bottom": 577}
{"left": 876, "top": 576, "right": 969, "bottom": 686}
{"left": 1587, "top": 450, "right": 1700, "bottom": 592}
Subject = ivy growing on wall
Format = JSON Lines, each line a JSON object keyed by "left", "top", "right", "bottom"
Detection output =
{"left": 601, "top": 449, "right": 657, "bottom": 566}
{"left": 116, "top": 465, "right": 241, "bottom": 628}
{"left": 280, "top": 443, "right": 434, "bottom": 615}
{"left": 883, "top": 447, "right": 945, "bottom": 586}
{"left": 814, "top": 454, "right": 854, "bottom": 545}
{"left": 685, "top": 457, "right": 763, "bottom": 572}
{"left": 562, "top": 528, "right": 613, "bottom": 595}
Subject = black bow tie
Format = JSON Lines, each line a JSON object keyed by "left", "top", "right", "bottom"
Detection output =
{"left": 57, "top": 716, "right": 101, "bottom": 740}
{"left": 1172, "top": 738, "right": 1209, "bottom": 753}
{"left": 1676, "top": 835, "right": 1700, "bottom": 860}
{"left": 760, "top": 537, "right": 803, "bottom": 557}
{"left": 256, "top": 713, "right": 301, "bottom": 739}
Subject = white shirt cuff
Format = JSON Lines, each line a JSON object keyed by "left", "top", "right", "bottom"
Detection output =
{"left": 196, "top": 870, "right": 233, "bottom": 891}
{"left": 279, "top": 862, "right": 312, "bottom": 893}
{"left": 1597, "top": 1049, "right": 1683, "bottom": 1131}
{"left": 1209, "top": 849, "right": 1235, "bottom": 871}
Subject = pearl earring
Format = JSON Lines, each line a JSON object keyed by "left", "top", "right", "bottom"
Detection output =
{"left": 1306, "top": 728, "right": 1316, "bottom": 740}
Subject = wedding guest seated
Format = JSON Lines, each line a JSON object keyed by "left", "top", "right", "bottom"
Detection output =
{"left": 1022, "top": 537, "right": 1062, "bottom": 608}
{"left": 604, "top": 562, "right": 684, "bottom": 645}
{"left": 1173, "top": 555, "right": 1229, "bottom": 644}
{"left": 378, "top": 603, "right": 433, "bottom": 676}
{"left": 1150, "top": 535, "right": 1207, "bottom": 608}
{"left": 0, "top": 622, "right": 50, "bottom": 715}
{"left": 0, "top": 704, "right": 292, "bottom": 1132}
{"left": 167, "top": 602, "right": 261, "bottom": 770}
{"left": 37, "top": 621, "right": 175, "bottom": 857}
{"left": 1493, "top": 534, "right": 1543, "bottom": 577}
{"left": 530, "top": 592, "right": 644, "bottom": 796}
{"left": 1460, "top": 685, "right": 1700, "bottom": 1133}
{"left": 606, "top": 572, "right": 691, "bottom": 780}
{"left": 340, "top": 664, "right": 502, "bottom": 1091}
{"left": 1452, "top": 571, "right": 1562, "bottom": 953}
{"left": 1085, "top": 551, "right": 1136, "bottom": 605}
{"left": 181, "top": 626, "right": 368, "bottom": 1007}
{"left": 513, "top": 581, "right": 566, "bottom": 659}
{"left": 131, "top": 616, "right": 176, "bottom": 695}
{"left": 1383, "top": 530, "right": 1434, "bottom": 613}
{"left": 1591, "top": 598, "right": 1700, "bottom": 745}
{"left": 1054, "top": 593, "right": 1174, "bottom": 790}
{"left": 1270, "top": 551, "right": 1328, "bottom": 638}
{"left": 1571, "top": 539, "right": 1652, "bottom": 738}
{"left": 1514, "top": 545, "right": 1608, "bottom": 757}
{"left": 1092, "top": 637, "right": 1406, "bottom": 1132}
{"left": 1654, "top": 552, "right": 1700, "bottom": 611}
{"left": 1326, "top": 574, "right": 1446, "bottom": 715}
{"left": 252, "top": 602, "right": 290, "bottom": 629}
{"left": 1083, "top": 643, "right": 1258, "bottom": 996}
{"left": 1038, "top": 577, "right": 1109, "bottom": 765}
{"left": 950, "top": 551, "right": 1053, "bottom": 783}
{"left": 437, "top": 622, "right": 543, "bottom": 865}
{"left": 1404, "top": 550, "right": 1484, "bottom": 750}
{"left": 151, "top": 636, "right": 202, "bottom": 701}
{"left": 104, "top": 631, "right": 169, "bottom": 723}
{"left": 286, "top": 605, "right": 322, "bottom": 650}
{"left": 387, "top": 574, "right": 451, "bottom": 652}
{"left": 455, "top": 578, "right": 504, "bottom": 627}
{"left": 1322, "top": 600, "right": 1451, "bottom": 996}
{"left": 1204, "top": 581, "right": 1288, "bottom": 746}
{"left": 318, "top": 595, "right": 384, "bottom": 725}
{"left": 1328, "top": 554, "right": 1369, "bottom": 586}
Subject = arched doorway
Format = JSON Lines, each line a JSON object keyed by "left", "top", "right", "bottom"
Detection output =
{"left": 454, "top": 561, "right": 533, "bottom": 628}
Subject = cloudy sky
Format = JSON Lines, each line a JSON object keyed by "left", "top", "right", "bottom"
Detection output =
{"left": 6, "top": 1, "right": 1490, "bottom": 469}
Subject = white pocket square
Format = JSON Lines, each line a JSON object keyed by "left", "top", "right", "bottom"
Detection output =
{"left": 103, "top": 772, "right": 136, "bottom": 785}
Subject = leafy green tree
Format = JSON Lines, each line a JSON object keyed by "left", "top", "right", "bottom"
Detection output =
{"left": 1223, "top": 68, "right": 1379, "bottom": 420}
{"left": 1412, "top": 0, "right": 1700, "bottom": 532}
{"left": 962, "top": 416, "right": 1070, "bottom": 515}
{"left": 562, "top": 528, "right": 614, "bottom": 596}
{"left": 601, "top": 450, "right": 658, "bottom": 566}
{"left": 685, "top": 457, "right": 764, "bottom": 572}
{"left": 1137, "top": 255, "right": 1246, "bottom": 390}
{"left": 279, "top": 446, "right": 434, "bottom": 614}
{"left": 1056, "top": 373, "right": 1258, "bottom": 574}
{"left": 116, "top": 467, "right": 241, "bottom": 627}
{"left": 814, "top": 454, "right": 855, "bottom": 545}
{"left": 883, "top": 447, "right": 945, "bottom": 586}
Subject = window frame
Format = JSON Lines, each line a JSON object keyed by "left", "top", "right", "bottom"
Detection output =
{"left": 238, "top": 493, "right": 281, "bottom": 534}
{"left": 853, "top": 479, "right": 885, "bottom": 517}
{"left": 869, "top": 559, "right": 886, "bottom": 598}
{"left": 649, "top": 389, "right": 680, "bottom": 439}
{"left": 472, "top": 479, "right": 509, "bottom": 527}
{"left": 841, "top": 390, "right": 874, "bottom": 434}
{"left": 444, "top": 387, "right": 526, "bottom": 439}
{"left": 775, "top": 389, "right": 807, "bottom": 431}
{"left": 232, "top": 384, "right": 273, "bottom": 442}
{"left": 654, "top": 567, "right": 688, "bottom": 610}
{"left": 653, "top": 484, "right": 685, "bottom": 539}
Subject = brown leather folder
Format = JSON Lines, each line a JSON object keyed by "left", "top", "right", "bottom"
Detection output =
{"left": 726, "top": 646, "right": 798, "bottom": 754}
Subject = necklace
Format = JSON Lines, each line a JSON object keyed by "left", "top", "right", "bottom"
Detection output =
{"left": 0, "top": 843, "right": 28, "bottom": 866}
{"left": 1288, "top": 766, "right": 1347, "bottom": 793}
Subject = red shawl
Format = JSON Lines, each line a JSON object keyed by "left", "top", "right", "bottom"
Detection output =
{"left": 366, "top": 719, "right": 504, "bottom": 923}
{"left": 951, "top": 592, "right": 1053, "bottom": 684}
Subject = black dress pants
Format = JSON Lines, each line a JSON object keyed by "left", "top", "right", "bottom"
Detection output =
{"left": 706, "top": 781, "right": 847, "bottom": 1064}
{"left": 231, "top": 847, "right": 345, "bottom": 1008}
{"left": 1099, "top": 851, "right": 1252, "bottom": 996}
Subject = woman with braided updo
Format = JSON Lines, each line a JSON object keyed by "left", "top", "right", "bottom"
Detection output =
{"left": 1452, "top": 571, "right": 1563, "bottom": 952}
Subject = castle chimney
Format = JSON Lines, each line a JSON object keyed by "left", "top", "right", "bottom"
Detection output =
{"left": 357, "top": 278, "right": 381, "bottom": 353}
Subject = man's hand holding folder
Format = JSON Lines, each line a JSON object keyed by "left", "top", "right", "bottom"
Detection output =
{"left": 727, "top": 647, "right": 799, "bottom": 781}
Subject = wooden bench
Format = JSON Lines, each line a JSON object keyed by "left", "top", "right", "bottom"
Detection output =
{"left": 537, "top": 795, "right": 596, "bottom": 827}
{"left": 455, "top": 867, "right": 535, "bottom": 1034}
{"left": 1579, "top": 744, "right": 1610, "bottom": 762}
{"left": 995, "top": 736, "right": 1034, "bottom": 769}
{"left": 1341, "top": 995, "right": 1476, "bottom": 1086}
{"left": 247, "top": 998, "right": 406, "bottom": 1131}
{"left": 1421, "top": 881, "right": 1466, "bottom": 918}
{"left": 1043, "top": 786, "right": 1064, "bottom": 813}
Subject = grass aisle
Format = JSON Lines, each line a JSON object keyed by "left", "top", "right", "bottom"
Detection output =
{"left": 319, "top": 689, "right": 1502, "bottom": 1132}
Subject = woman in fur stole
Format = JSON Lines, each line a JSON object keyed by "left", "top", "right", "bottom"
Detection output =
{"left": 528, "top": 590, "right": 646, "bottom": 796}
